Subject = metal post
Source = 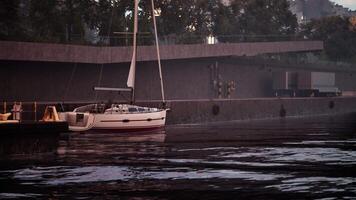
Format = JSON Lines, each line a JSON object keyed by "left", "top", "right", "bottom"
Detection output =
{"left": 130, "top": 87, "right": 135, "bottom": 105}
{"left": 151, "top": 0, "right": 166, "bottom": 107}
{"left": 20, "top": 102, "right": 22, "bottom": 122}
{"left": 17, "top": 101, "right": 22, "bottom": 121}
{"left": 34, "top": 102, "right": 37, "bottom": 121}
{"left": 13, "top": 101, "right": 16, "bottom": 120}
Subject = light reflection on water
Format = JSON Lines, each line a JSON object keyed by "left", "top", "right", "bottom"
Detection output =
{"left": 217, "top": 147, "right": 356, "bottom": 164}
{"left": 9, "top": 165, "right": 289, "bottom": 185}
{"left": 0, "top": 114, "right": 356, "bottom": 199}
{"left": 268, "top": 176, "right": 356, "bottom": 193}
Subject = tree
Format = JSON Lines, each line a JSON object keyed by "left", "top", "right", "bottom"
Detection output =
{"left": 214, "top": 0, "right": 298, "bottom": 42}
{"left": 1, "top": 0, "right": 299, "bottom": 45}
{"left": 213, "top": 0, "right": 246, "bottom": 42}
{"left": 240, "top": 0, "right": 297, "bottom": 39}
{"left": 28, "top": 0, "right": 103, "bottom": 44}
{"left": 152, "top": 0, "right": 223, "bottom": 44}
{"left": 28, "top": 0, "right": 65, "bottom": 42}
{"left": 95, "top": 0, "right": 119, "bottom": 44}
{"left": 153, "top": 0, "right": 193, "bottom": 44}
{"left": 60, "top": 0, "right": 97, "bottom": 43}
{"left": 0, "top": 0, "right": 25, "bottom": 40}
{"left": 301, "top": 16, "right": 356, "bottom": 61}
{"left": 187, "top": 0, "right": 221, "bottom": 43}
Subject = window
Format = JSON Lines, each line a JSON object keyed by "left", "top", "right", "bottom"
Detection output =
{"left": 128, "top": 108, "right": 138, "bottom": 112}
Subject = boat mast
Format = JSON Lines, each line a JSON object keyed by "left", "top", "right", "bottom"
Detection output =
{"left": 127, "top": 0, "right": 139, "bottom": 104}
{"left": 151, "top": 0, "right": 166, "bottom": 106}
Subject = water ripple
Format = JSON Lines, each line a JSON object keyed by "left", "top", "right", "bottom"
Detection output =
{"left": 9, "top": 165, "right": 289, "bottom": 185}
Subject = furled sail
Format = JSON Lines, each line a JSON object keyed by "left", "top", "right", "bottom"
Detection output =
{"left": 127, "top": 0, "right": 139, "bottom": 88}
{"left": 127, "top": 50, "right": 136, "bottom": 88}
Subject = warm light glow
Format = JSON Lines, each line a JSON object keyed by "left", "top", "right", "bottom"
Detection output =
{"left": 154, "top": 8, "right": 161, "bottom": 17}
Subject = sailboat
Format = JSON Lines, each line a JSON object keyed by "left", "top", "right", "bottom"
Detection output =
{"left": 59, "top": 0, "right": 168, "bottom": 131}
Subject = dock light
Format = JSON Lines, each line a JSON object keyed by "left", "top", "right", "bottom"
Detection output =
{"left": 153, "top": 8, "right": 161, "bottom": 17}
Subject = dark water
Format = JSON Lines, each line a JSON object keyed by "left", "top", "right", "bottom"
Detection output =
{"left": 1, "top": 114, "right": 356, "bottom": 200}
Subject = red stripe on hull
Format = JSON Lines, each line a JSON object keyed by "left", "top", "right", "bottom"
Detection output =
{"left": 88, "top": 125, "right": 165, "bottom": 133}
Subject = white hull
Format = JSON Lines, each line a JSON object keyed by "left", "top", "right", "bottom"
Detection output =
{"left": 91, "top": 109, "right": 167, "bottom": 130}
{"left": 58, "top": 112, "right": 95, "bottom": 132}
{"left": 59, "top": 104, "right": 167, "bottom": 131}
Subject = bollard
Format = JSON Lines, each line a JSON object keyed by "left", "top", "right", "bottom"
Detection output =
{"left": 3, "top": 102, "right": 6, "bottom": 113}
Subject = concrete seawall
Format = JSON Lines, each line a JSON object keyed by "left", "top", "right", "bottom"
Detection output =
{"left": 0, "top": 41, "right": 323, "bottom": 63}
{"left": 4, "top": 97, "right": 356, "bottom": 125}
{"left": 2, "top": 59, "right": 355, "bottom": 102}
{"left": 138, "top": 97, "right": 356, "bottom": 124}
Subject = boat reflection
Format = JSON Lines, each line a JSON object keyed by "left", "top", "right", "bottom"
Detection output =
{"left": 56, "top": 130, "right": 167, "bottom": 164}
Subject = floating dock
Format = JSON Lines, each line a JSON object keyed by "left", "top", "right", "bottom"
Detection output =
{"left": 0, "top": 102, "right": 69, "bottom": 135}
{"left": 0, "top": 121, "right": 68, "bottom": 135}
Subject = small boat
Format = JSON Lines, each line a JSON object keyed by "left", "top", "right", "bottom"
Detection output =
{"left": 59, "top": 104, "right": 166, "bottom": 131}
{"left": 59, "top": 0, "right": 168, "bottom": 131}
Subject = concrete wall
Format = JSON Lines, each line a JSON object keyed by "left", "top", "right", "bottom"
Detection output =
{"left": 256, "top": 66, "right": 356, "bottom": 94}
{"left": 90, "top": 96, "right": 356, "bottom": 124}
{"left": 0, "top": 41, "right": 323, "bottom": 64}
{"left": 138, "top": 97, "right": 356, "bottom": 124}
{"left": 3, "top": 97, "right": 355, "bottom": 125}
{"left": 336, "top": 72, "right": 356, "bottom": 91}
{"left": 0, "top": 58, "right": 275, "bottom": 102}
{"left": 1, "top": 58, "right": 356, "bottom": 102}
{"left": 2, "top": 57, "right": 356, "bottom": 125}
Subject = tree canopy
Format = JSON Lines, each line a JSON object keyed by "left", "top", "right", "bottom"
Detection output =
{"left": 0, "top": 0, "right": 25, "bottom": 40}
{"left": 301, "top": 16, "right": 356, "bottom": 61}
{"left": 0, "top": 0, "right": 298, "bottom": 45}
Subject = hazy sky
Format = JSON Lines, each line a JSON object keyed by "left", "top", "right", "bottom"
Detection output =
{"left": 331, "top": 0, "right": 356, "bottom": 10}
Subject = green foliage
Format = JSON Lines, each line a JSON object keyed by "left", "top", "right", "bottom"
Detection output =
{"left": 60, "top": 0, "right": 98, "bottom": 43}
{"left": 0, "top": 0, "right": 26, "bottom": 40}
{"left": 241, "top": 0, "right": 297, "bottom": 35}
{"left": 301, "top": 16, "right": 356, "bottom": 61}
{"left": 28, "top": 0, "right": 99, "bottom": 44}
{"left": 213, "top": 0, "right": 297, "bottom": 42}
{"left": 154, "top": 0, "right": 194, "bottom": 43}
{"left": 28, "top": 0, "right": 63, "bottom": 42}
{"left": 0, "top": 0, "right": 298, "bottom": 45}
{"left": 213, "top": 0, "right": 246, "bottom": 42}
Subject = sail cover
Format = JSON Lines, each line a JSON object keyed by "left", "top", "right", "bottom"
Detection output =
{"left": 127, "top": 0, "right": 139, "bottom": 88}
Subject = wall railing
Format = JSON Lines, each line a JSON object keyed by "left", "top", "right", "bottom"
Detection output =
{"left": 2, "top": 34, "right": 308, "bottom": 47}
